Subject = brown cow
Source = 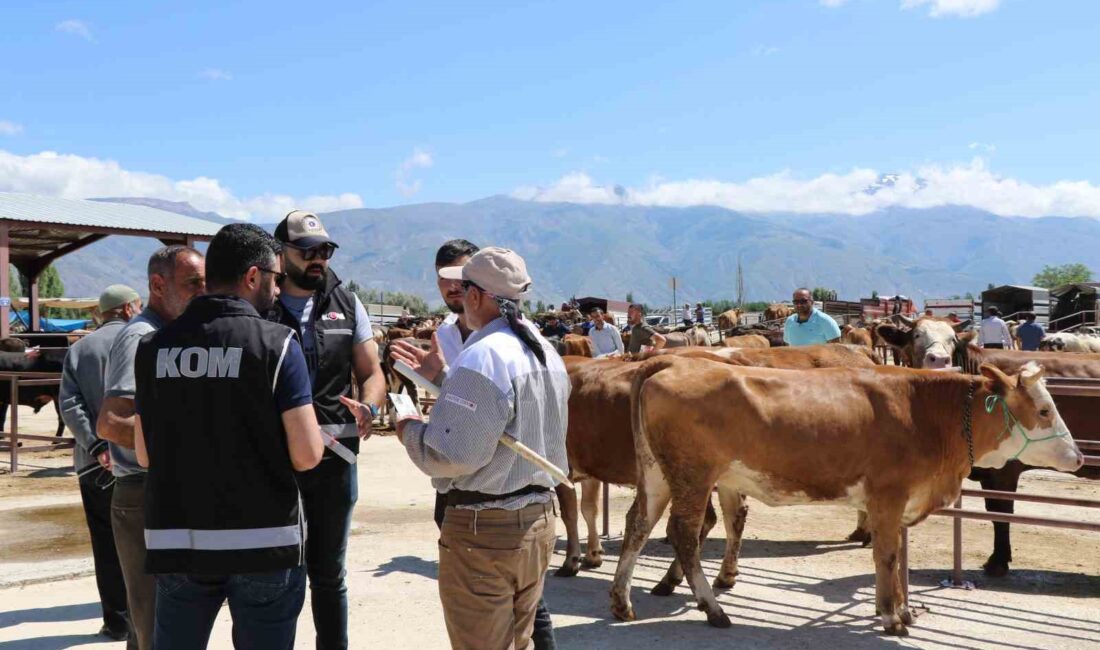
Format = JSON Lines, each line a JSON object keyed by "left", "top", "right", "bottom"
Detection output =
{"left": 610, "top": 357, "right": 1083, "bottom": 634}
{"left": 558, "top": 344, "right": 879, "bottom": 579}
{"left": 386, "top": 327, "right": 413, "bottom": 342}
{"left": 840, "top": 324, "right": 873, "bottom": 349}
{"left": 721, "top": 334, "right": 769, "bottom": 349}
{"left": 557, "top": 333, "right": 594, "bottom": 357}
{"left": 716, "top": 309, "right": 742, "bottom": 331}
{"left": 763, "top": 303, "right": 792, "bottom": 322}
{"left": 662, "top": 326, "right": 710, "bottom": 348}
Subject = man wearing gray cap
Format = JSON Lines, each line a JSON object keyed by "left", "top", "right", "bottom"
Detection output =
{"left": 59, "top": 284, "right": 142, "bottom": 644}
{"left": 389, "top": 247, "right": 569, "bottom": 650}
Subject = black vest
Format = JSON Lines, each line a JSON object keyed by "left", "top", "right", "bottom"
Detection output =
{"left": 137, "top": 295, "right": 303, "bottom": 575}
{"left": 267, "top": 270, "right": 361, "bottom": 458}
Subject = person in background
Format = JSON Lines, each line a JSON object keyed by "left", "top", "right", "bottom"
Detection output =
{"left": 783, "top": 287, "right": 841, "bottom": 346}
{"left": 134, "top": 223, "right": 322, "bottom": 649}
{"left": 681, "top": 302, "right": 693, "bottom": 326}
{"left": 587, "top": 308, "right": 624, "bottom": 357}
{"left": 979, "top": 307, "right": 1014, "bottom": 349}
{"left": 947, "top": 312, "right": 961, "bottom": 324}
{"left": 924, "top": 308, "right": 934, "bottom": 317}
{"left": 269, "top": 210, "right": 386, "bottom": 650}
{"left": 59, "top": 284, "right": 142, "bottom": 644}
{"left": 541, "top": 315, "right": 569, "bottom": 339}
{"left": 97, "top": 245, "right": 206, "bottom": 650}
{"left": 626, "top": 303, "right": 666, "bottom": 354}
{"left": 1016, "top": 312, "right": 1045, "bottom": 351}
{"left": 694, "top": 303, "right": 705, "bottom": 325}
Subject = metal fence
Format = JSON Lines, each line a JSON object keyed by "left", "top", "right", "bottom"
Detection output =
{"left": 0, "top": 371, "right": 68, "bottom": 473}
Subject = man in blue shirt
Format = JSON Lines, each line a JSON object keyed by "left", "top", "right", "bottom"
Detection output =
{"left": 1016, "top": 312, "right": 1045, "bottom": 351}
{"left": 783, "top": 288, "right": 842, "bottom": 346}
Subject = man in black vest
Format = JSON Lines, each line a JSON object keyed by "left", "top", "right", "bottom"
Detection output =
{"left": 133, "top": 223, "right": 324, "bottom": 649}
{"left": 269, "top": 210, "right": 386, "bottom": 650}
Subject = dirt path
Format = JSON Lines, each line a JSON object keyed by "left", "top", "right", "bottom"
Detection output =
{"left": 1, "top": 431, "right": 1097, "bottom": 649}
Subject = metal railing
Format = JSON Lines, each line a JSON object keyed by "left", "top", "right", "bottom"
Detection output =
{"left": 1046, "top": 309, "right": 1099, "bottom": 332}
{"left": 0, "top": 371, "right": 68, "bottom": 473}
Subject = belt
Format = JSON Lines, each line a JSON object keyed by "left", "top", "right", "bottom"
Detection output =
{"left": 445, "top": 484, "right": 549, "bottom": 507}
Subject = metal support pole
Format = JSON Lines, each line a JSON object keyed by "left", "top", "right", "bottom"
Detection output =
{"left": 602, "top": 481, "right": 610, "bottom": 538}
{"left": 0, "top": 224, "right": 8, "bottom": 339}
{"left": 9, "top": 377, "right": 18, "bottom": 473}
{"left": 952, "top": 494, "right": 963, "bottom": 586}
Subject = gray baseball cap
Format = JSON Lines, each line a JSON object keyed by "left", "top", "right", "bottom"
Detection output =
{"left": 99, "top": 284, "right": 140, "bottom": 313}
{"left": 438, "top": 247, "right": 533, "bottom": 301}
{"left": 274, "top": 210, "right": 337, "bottom": 249}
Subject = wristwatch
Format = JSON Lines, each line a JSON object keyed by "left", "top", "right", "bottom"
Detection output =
{"left": 366, "top": 402, "right": 381, "bottom": 418}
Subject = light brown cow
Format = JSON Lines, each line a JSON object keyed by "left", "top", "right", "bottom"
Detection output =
{"left": 559, "top": 333, "right": 595, "bottom": 357}
{"left": 840, "top": 324, "right": 874, "bottom": 349}
{"left": 763, "top": 303, "right": 792, "bottom": 322}
{"left": 663, "top": 326, "right": 710, "bottom": 348}
{"left": 721, "top": 334, "right": 769, "bottom": 349}
{"left": 386, "top": 327, "right": 413, "bottom": 342}
{"left": 716, "top": 309, "right": 742, "bottom": 331}
{"left": 610, "top": 357, "right": 1083, "bottom": 635}
{"left": 559, "top": 344, "right": 879, "bottom": 579}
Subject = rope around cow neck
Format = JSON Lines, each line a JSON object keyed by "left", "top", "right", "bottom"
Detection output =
{"left": 983, "top": 393, "right": 1072, "bottom": 462}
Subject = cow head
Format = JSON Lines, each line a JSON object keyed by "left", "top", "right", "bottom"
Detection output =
{"left": 1038, "top": 334, "right": 1068, "bottom": 352}
{"left": 975, "top": 362, "right": 1084, "bottom": 472}
{"left": 876, "top": 317, "right": 968, "bottom": 369}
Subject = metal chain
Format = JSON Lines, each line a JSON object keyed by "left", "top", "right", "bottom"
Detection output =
{"left": 963, "top": 380, "right": 975, "bottom": 467}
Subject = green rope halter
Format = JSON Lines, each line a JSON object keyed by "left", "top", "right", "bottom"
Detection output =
{"left": 984, "top": 394, "right": 1071, "bottom": 461}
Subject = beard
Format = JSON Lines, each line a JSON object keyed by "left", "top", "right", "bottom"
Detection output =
{"left": 445, "top": 297, "right": 465, "bottom": 314}
{"left": 286, "top": 259, "right": 326, "bottom": 291}
{"left": 256, "top": 283, "right": 278, "bottom": 312}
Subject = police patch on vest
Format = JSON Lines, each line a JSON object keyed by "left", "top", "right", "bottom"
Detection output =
{"left": 444, "top": 393, "right": 477, "bottom": 412}
{"left": 324, "top": 312, "right": 346, "bottom": 320}
{"left": 156, "top": 347, "right": 244, "bottom": 378}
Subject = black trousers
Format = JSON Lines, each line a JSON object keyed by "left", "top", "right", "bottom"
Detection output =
{"left": 434, "top": 491, "right": 557, "bottom": 650}
{"left": 984, "top": 343, "right": 1005, "bottom": 349}
{"left": 79, "top": 469, "right": 130, "bottom": 636}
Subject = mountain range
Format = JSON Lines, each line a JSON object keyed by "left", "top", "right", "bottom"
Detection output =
{"left": 49, "top": 197, "right": 1100, "bottom": 308}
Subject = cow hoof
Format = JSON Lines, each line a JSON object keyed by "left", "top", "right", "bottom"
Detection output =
{"left": 900, "top": 608, "right": 915, "bottom": 626}
{"left": 706, "top": 610, "right": 732, "bottom": 628}
{"left": 712, "top": 574, "right": 737, "bottom": 590}
{"left": 650, "top": 580, "right": 676, "bottom": 597}
{"left": 883, "top": 623, "right": 909, "bottom": 637}
{"left": 555, "top": 558, "right": 580, "bottom": 578}
{"left": 582, "top": 554, "right": 604, "bottom": 569}
{"left": 846, "top": 528, "right": 872, "bottom": 545}
{"left": 610, "top": 598, "right": 635, "bottom": 622}
{"left": 982, "top": 559, "right": 1009, "bottom": 577}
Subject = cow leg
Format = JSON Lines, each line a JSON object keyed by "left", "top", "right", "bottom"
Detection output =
{"left": 54, "top": 399, "right": 65, "bottom": 437}
{"left": 979, "top": 466, "right": 1024, "bottom": 577}
{"left": 847, "top": 510, "right": 872, "bottom": 546}
{"left": 652, "top": 492, "right": 718, "bottom": 596}
{"left": 554, "top": 483, "right": 582, "bottom": 577}
{"left": 579, "top": 478, "right": 604, "bottom": 569}
{"left": 870, "top": 503, "right": 909, "bottom": 636}
{"left": 667, "top": 482, "right": 730, "bottom": 628}
{"left": 712, "top": 487, "right": 748, "bottom": 590}
{"left": 609, "top": 467, "right": 671, "bottom": 623}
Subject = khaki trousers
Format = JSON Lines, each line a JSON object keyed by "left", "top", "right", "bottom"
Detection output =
{"left": 438, "top": 502, "right": 556, "bottom": 650}
{"left": 111, "top": 477, "right": 156, "bottom": 650}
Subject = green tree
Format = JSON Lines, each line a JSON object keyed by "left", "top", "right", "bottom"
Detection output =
{"left": 348, "top": 284, "right": 430, "bottom": 316}
{"left": 625, "top": 291, "right": 634, "bottom": 304}
{"left": 871, "top": 290, "right": 879, "bottom": 300}
{"left": 535, "top": 299, "right": 546, "bottom": 314}
{"left": 1032, "top": 263, "right": 1093, "bottom": 289}
{"left": 811, "top": 287, "right": 837, "bottom": 301}
{"left": 7, "top": 265, "right": 21, "bottom": 297}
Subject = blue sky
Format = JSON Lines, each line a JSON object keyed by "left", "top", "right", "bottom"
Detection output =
{"left": 2, "top": 0, "right": 1099, "bottom": 219}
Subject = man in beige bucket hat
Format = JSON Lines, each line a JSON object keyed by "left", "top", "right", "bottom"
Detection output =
{"left": 389, "top": 247, "right": 570, "bottom": 650}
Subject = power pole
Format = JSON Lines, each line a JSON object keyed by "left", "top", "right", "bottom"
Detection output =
{"left": 671, "top": 276, "right": 677, "bottom": 314}
{"left": 736, "top": 255, "right": 745, "bottom": 309}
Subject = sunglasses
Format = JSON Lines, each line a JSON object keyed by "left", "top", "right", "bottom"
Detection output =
{"left": 257, "top": 267, "right": 288, "bottom": 284}
{"left": 288, "top": 243, "right": 337, "bottom": 261}
{"left": 793, "top": 299, "right": 811, "bottom": 305}
{"left": 461, "top": 280, "right": 483, "bottom": 293}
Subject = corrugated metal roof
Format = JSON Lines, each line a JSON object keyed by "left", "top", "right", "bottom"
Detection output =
{"left": 0, "top": 193, "right": 222, "bottom": 237}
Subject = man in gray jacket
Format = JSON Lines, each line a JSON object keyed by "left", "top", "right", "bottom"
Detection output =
{"left": 59, "top": 284, "right": 142, "bottom": 644}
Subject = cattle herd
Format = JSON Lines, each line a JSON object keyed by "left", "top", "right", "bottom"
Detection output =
{"left": 5, "top": 306, "right": 1097, "bottom": 639}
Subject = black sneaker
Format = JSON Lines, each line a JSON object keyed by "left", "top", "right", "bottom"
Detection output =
{"left": 98, "top": 624, "right": 130, "bottom": 641}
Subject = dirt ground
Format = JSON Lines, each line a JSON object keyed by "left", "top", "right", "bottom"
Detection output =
{"left": 0, "top": 406, "right": 1097, "bottom": 649}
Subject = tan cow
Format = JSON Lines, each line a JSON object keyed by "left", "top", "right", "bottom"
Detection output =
{"left": 716, "top": 309, "right": 742, "bottom": 331}
{"left": 763, "top": 303, "right": 792, "bottom": 322}
{"left": 610, "top": 357, "right": 1082, "bottom": 635}
{"left": 721, "top": 334, "right": 769, "bottom": 349}
{"left": 662, "top": 326, "right": 710, "bottom": 348}
{"left": 558, "top": 344, "right": 879, "bottom": 579}
{"left": 840, "top": 324, "right": 874, "bottom": 349}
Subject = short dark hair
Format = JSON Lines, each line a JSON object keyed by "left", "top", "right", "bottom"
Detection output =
{"left": 794, "top": 287, "right": 811, "bottom": 295}
{"left": 988, "top": 306, "right": 1001, "bottom": 316}
{"left": 590, "top": 308, "right": 603, "bottom": 316}
{"left": 205, "top": 224, "right": 282, "bottom": 290}
{"left": 147, "top": 245, "right": 201, "bottom": 281}
{"left": 435, "top": 239, "right": 479, "bottom": 267}
{"left": 629, "top": 303, "right": 645, "bottom": 312}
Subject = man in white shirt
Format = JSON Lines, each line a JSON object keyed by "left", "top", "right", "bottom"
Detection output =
{"left": 587, "top": 308, "right": 623, "bottom": 357}
{"left": 979, "top": 307, "right": 1014, "bottom": 349}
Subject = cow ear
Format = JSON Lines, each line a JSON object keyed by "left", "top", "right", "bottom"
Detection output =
{"left": 979, "top": 363, "right": 1014, "bottom": 394}
{"left": 875, "top": 324, "right": 910, "bottom": 347}
{"left": 953, "top": 319, "right": 972, "bottom": 333}
{"left": 1019, "top": 361, "right": 1044, "bottom": 387}
{"left": 957, "top": 330, "right": 977, "bottom": 344}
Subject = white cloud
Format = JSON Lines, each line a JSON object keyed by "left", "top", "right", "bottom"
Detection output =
{"left": 819, "top": 0, "right": 851, "bottom": 7}
{"left": 968, "top": 141, "right": 997, "bottom": 153}
{"left": 199, "top": 68, "right": 233, "bottom": 81}
{"left": 55, "top": 19, "right": 94, "bottom": 42}
{"left": 901, "top": 0, "right": 1000, "bottom": 18}
{"left": 0, "top": 121, "right": 23, "bottom": 136}
{"left": 395, "top": 148, "right": 434, "bottom": 197}
{"left": 0, "top": 149, "right": 363, "bottom": 220}
{"left": 512, "top": 159, "right": 1100, "bottom": 218}
{"left": 751, "top": 45, "right": 780, "bottom": 57}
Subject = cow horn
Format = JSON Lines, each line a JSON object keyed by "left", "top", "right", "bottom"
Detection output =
{"left": 894, "top": 314, "right": 914, "bottom": 328}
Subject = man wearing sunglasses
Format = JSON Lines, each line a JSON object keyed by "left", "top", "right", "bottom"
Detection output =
{"left": 270, "top": 210, "right": 386, "bottom": 650}
{"left": 783, "top": 287, "right": 841, "bottom": 346}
